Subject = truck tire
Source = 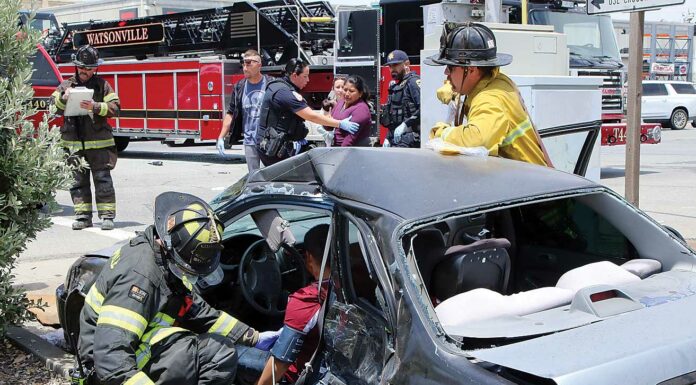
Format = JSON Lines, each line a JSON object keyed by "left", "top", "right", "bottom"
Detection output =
{"left": 670, "top": 108, "right": 688, "bottom": 130}
{"left": 115, "top": 137, "right": 129, "bottom": 152}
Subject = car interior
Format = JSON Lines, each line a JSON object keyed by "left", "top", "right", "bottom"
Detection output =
{"left": 202, "top": 207, "right": 381, "bottom": 335}
{"left": 200, "top": 207, "right": 332, "bottom": 330}
{"left": 403, "top": 191, "right": 693, "bottom": 344}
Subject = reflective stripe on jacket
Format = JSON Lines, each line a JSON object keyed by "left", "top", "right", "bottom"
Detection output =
{"left": 51, "top": 76, "right": 120, "bottom": 151}
{"left": 79, "top": 225, "right": 252, "bottom": 385}
{"left": 435, "top": 71, "right": 548, "bottom": 166}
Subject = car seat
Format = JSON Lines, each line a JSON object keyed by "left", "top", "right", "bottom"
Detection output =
{"left": 431, "top": 238, "right": 512, "bottom": 301}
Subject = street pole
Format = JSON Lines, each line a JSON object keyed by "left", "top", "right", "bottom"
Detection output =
{"left": 625, "top": 11, "right": 644, "bottom": 207}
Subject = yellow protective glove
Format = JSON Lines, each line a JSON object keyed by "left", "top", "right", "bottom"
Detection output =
{"left": 436, "top": 81, "right": 455, "bottom": 105}
{"left": 430, "top": 121, "right": 450, "bottom": 140}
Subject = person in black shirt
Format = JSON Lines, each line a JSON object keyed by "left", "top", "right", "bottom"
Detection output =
{"left": 257, "top": 59, "right": 359, "bottom": 165}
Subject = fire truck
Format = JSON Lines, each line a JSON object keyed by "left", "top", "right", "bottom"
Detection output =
{"left": 41, "top": 1, "right": 343, "bottom": 152}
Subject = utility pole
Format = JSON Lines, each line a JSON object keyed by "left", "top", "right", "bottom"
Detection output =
{"left": 625, "top": 11, "right": 645, "bottom": 206}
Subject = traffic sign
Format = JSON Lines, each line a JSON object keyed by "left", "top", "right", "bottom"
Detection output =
{"left": 587, "top": 0, "right": 685, "bottom": 15}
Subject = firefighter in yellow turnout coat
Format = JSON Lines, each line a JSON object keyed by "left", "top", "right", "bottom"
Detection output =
{"left": 51, "top": 45, "right": 120, "bottom": 230}
{"left": 425, "top": 23, "right": 552, "bottom": 167}
{"left": 79, "top": 192, "right": 263, "bottom": 385}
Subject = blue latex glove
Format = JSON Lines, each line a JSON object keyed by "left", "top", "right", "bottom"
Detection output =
{"left": 382, "top": 139, "right": 390, "bottom": 148}
{"left": 316, "top": 127, "right": 334, "bottom": 146}
{"left": 393, "top": 122, "right": 407, "bottom": 143}
{"left": 255, "top": 329, "right": 281, "bottom": 351}
{"left": 338, "top": 115, "right": 359, "bottom": 135}
{"left": 216, "top": 138, "right": 226, "bottom": 156}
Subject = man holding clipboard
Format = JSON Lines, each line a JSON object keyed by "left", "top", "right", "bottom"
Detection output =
{"left": 51, "top": 45, "right": 121, "bottom": 230}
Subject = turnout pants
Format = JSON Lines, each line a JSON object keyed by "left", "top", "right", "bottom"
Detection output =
{"left": 69, "top": 147, "right": 117, "bottom": 220}
{"left": 144, "top": 333, "right": 238, "bottom": 385}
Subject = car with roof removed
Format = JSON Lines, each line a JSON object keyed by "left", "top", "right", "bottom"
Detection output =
{"left": 57, "top": 147, "right": 695, "bottom": 385}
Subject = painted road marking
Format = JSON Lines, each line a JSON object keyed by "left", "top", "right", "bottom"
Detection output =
{"left": 51, "top": 216, "right": 134, "bottom": 241}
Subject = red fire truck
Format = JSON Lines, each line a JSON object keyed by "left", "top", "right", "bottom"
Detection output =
{"left": 44, "top": 1, "right": 339, "bottom": 151}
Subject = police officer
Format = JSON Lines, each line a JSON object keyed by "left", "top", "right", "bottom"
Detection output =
{"left": 381, "top": 50, "right": 421, "bottom": 148}
{"left": 424, "top": 23, "right": 552, "bottom": 166}
{"left": 257, "top": 58, "right": 359, "bottom": 165}
{"left": 79, "top": 192, "right": 275, "bottom": 385}
{"left": 51, "top": 45, "right": 120, "bottom": 230}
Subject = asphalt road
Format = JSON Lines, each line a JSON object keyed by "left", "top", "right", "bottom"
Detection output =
{"left": 14, "top": 129, "right": 696, "bottom": 320}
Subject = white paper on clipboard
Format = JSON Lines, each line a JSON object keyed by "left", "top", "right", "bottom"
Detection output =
{"left": 64, "top": 87, "right": 94, "bottom": 117}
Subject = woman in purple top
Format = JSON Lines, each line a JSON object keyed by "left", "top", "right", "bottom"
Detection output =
{"left": 330, "top": 75, "right": 372, "bottom": 147}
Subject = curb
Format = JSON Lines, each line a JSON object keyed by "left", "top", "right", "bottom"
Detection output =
{"left": 6, "top": 326, "right": 74, "bottom": 379}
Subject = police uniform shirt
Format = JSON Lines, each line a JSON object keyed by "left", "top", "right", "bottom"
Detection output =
{"left": 271, "top": 85, "right": 308, "bottom": 114}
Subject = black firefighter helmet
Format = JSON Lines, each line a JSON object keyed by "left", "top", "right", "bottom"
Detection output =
{"left": 424, "top": 22, "right": 512, "bottom": 67}
{"left": 72, "top": 45, "right": 100, "bottom": 68}
{"left": 154, "top": 192, "right": 224, "bottom": 287}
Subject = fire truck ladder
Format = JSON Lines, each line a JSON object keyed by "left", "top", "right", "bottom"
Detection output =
{"left": 257, "top": 0, "right": 335, "bottom": 64}
{"left": 51, "top": 1, "right": 333, "bottom": 67}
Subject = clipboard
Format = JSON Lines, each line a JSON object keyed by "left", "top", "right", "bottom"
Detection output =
{"left": 64, "top": 87, "right": 94, "bottom": 117}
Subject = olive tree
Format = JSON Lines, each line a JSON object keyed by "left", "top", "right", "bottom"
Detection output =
{"left": 0, "top": 0, "right": 73, "bottom": 334}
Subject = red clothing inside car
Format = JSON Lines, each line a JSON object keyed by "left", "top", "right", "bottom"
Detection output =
{"left": 283, "top": 280, "right": 329, "bottom": 382}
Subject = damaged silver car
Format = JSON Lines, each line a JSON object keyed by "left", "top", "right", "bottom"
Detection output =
{"left": 58, "top": 147, "right": 696, "bottom": 385}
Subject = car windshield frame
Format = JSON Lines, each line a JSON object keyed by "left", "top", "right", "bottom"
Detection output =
{"left": 530, "top": 10, "right": 620, "bottom": 61}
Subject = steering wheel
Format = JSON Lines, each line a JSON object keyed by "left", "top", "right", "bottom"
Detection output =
{"left": 238, "top": 239, "right": 308, "bottom": 316}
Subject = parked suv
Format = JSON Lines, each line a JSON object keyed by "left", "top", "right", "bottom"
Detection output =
{"left": 642, "top": 80, "right": 696, "bottom": 130}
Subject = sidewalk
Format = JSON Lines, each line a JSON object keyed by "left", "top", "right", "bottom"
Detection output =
{"left": 16, "top": 217, "right": 135, "bottom": 325}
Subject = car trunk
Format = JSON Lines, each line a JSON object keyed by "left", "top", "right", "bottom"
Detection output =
{"left": 463, "top": 270, "right": 696, "bottom": 385}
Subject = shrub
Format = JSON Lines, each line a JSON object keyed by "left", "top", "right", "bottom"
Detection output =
{"left": 0, "top": 0, "right": 74, "bottom": 334}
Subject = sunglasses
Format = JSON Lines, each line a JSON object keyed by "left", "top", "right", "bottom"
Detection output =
{"left": 77, "top": 65, "right": 96, "bottom": 71}
{"left": 242, "top": 58, "right": 260, "bottom": 65}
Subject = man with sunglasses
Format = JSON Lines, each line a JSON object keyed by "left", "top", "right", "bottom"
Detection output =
{"left": 217, "top": 50, "right": 273, "bottom": 172}
{"left": 425, "top": 23, "right": 552, "bottom": 166}
{"left": 381, "top": 50, "right": 421, "bottom": 148}
{"left": 51, "top": 45, "right": 121, "bottom": 230}
{"left": 257, "top": 58, "right": 360, "bottom": 165}
{"left": 78, "top": 191, "right": 275, "bottom": 385}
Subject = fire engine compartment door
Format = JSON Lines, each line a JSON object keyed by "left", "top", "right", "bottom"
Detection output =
{"left": 335, "top": 9, "right": 380, "bottom": 136}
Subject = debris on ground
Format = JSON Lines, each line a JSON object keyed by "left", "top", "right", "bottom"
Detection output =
{"left": 0, "top": 338, "right": 69, "bottom": 385}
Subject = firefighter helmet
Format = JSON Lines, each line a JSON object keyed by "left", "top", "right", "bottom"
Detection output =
{"left": 72, "top": 45, "right": 100, "bottom": 68}
{"left": 154, "top": 192, "right": 224, "bottom": 281}
{"left": 424, "top": 23, "right": 512, "bottom": 67}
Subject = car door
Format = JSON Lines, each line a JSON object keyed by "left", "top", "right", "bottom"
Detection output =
{"left": 642, "top": 83, "right": 669, "bottom": 120}
{"left": 317, "top": 210, "right": 394, "bottom": 385}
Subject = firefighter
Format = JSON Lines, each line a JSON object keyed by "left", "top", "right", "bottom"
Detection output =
{"left": 381, "top": 50, "right": 421, "bottom": 148}
{"left": 51, "top": 45, "right": 120, "bottom": 230}
{"left": 256, "top": 58, "right": 359, "bottom": 165}
{"left": 424, "top": 23, "right": 552, "bottom": 166}
{"left": 217, "top": 49, "right": 274, "bottom": 172}
{"left": 79, "top": 191, "right": 275, "bottom": 385}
